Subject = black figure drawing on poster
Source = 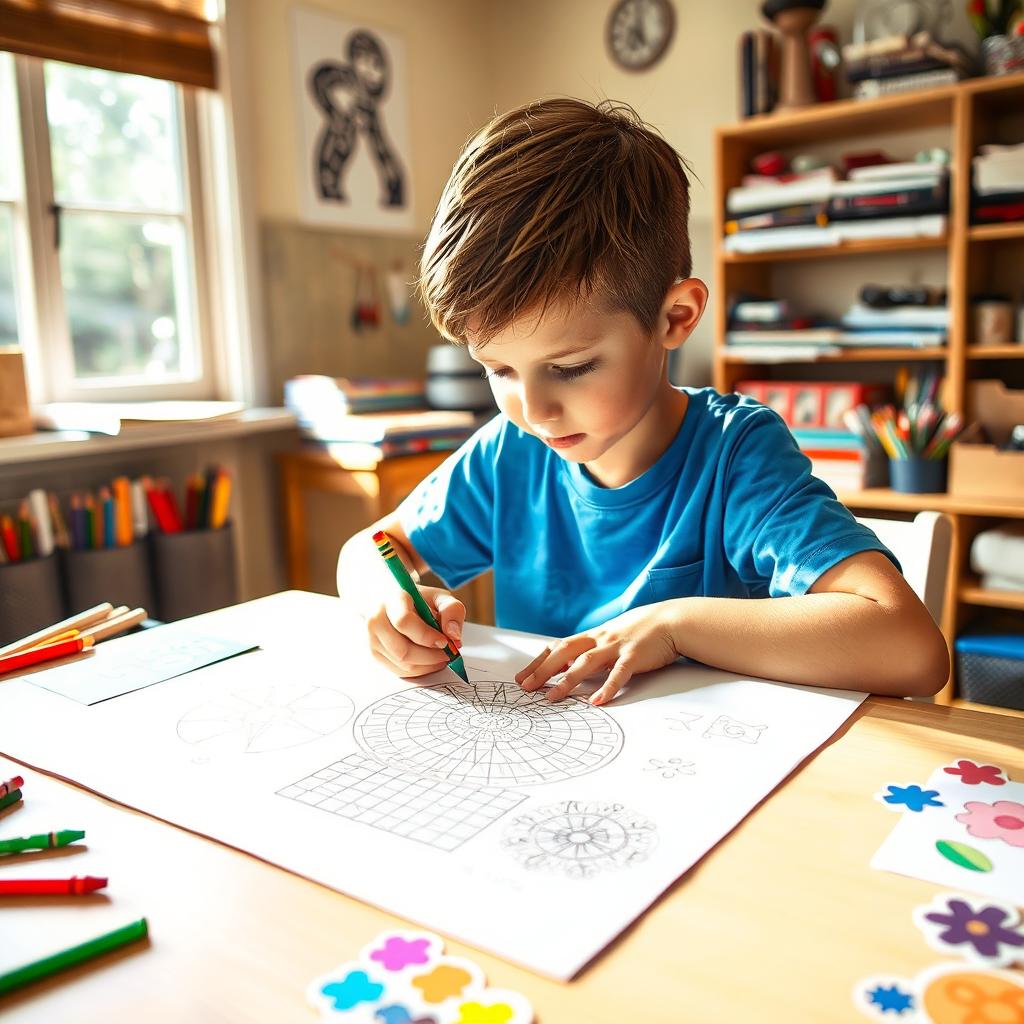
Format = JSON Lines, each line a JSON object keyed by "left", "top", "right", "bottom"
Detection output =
{"left": 308, "top": 30, "right": 406, "bottom": 208}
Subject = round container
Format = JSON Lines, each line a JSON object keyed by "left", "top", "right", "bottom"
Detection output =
{"left": 971, "top": 297, "right": 1014, "bottom": 346}
{"left": 890, "top": 457, "right": 948, "bottom": 495}
{"left": 982, "top": 34, "right": 1024, "bottom": 77}
{"left": 426, "top": 344, "right": 495, "bottom": 411}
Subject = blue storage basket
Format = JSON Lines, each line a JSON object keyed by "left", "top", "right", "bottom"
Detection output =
{"left": 954, "top": 634, "right": 1024, "bottom": 711}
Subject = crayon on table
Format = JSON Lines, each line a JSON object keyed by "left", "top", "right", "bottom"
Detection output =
{"left": 372, "top": 530, "right": 468, "bottom": 682}
{"left": 0, "top": 635, "right": 94, "bottom": 677}
{"left": 80, "top": 608, "right": 146, "bottom": 644}
{"left": 0, "top": 789, "right": 23, "bottom": 812}
{"left": 0, "top": 775, "right": 24, "bottom": 798}
{"left": 0, "top": 876, "right": 107, "bottom": 896}
{"left": 0, "top": 917, "right": 148, "bottom": 996}
{"left": 0, "top": 828, "right": 85, "bottom": 855}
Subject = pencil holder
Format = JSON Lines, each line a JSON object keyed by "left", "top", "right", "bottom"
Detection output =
{"left": 61, "top": 542, "right": 154, "bottom": 618}
{"left": 889, "top": 456, "right": 948, "bottom": 495}
{"left": 150, "top": 522, "right": 237, "bottom": 622}
{"left": 0, "top": 554, "right": 65, "bottom": 646}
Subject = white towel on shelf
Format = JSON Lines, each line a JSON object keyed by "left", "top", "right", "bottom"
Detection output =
{"left": 981, "top": 574, "right": 1024, "bottom": 594}
{"left": 971, "top": 524, "right": 1024, "bottom": 584}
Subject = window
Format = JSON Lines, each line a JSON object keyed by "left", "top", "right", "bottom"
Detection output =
{"left": 3, "top": 53, "right": 214, "bottom": 401}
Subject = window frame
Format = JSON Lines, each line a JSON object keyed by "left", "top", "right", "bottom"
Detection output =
{"left": 10, "top": 54, "right": 218, "bottom": 403}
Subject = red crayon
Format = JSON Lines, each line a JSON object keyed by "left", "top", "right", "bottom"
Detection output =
{"left": 0, "top": 635, "right": 94, "bottom": 677}
{"left": 0, "top": 775, "right": 23, "bottom": 798}
{"left": 0, "top": 876, "right": 107, "bottom": 896}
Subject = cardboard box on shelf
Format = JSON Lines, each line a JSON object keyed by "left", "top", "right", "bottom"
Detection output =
{"left": 0, "top": 349, "right": 32, "bottom": 438}
{"left": 949, "top": 380, "right": 1024, "bottom": 501}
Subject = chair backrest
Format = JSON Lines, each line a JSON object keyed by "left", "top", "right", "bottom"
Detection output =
{"left": 855, "top": 511, "right": 952, "bottom": 625}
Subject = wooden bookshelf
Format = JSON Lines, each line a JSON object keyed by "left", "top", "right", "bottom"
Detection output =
{"left": 713, "top": 71, "right": 1024, "bottom": 713}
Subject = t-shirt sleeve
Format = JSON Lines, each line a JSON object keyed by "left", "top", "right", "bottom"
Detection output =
{"left": 722, "top": 407, "right": 900, "bottom": 596}
{"left": 395, "top": 416, "right": 502, "bottom": 589}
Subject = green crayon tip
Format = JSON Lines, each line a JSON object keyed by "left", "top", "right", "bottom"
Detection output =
{"left": 0, "top": 789, "right": 23, "bottom": 813}
{"left": 0, "top": 827, "right": 85, "bottom": 855}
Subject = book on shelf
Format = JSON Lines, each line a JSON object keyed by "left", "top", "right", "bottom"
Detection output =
{"left": 741, "top": 167, "right": 837, "bottom": 189}
{"left": 851, "top": 67, "right": 964, "bottom": 99}
{"left": 738, "top": 29, "right": 777, "bottom": 118}
{"left": 725, "top": 203, "right": 827, "bottom": 233}
{"left": 284, "top": 374, "right": 426, "bottom": 417}
{"left": 727, "top": 327, "right": 944, "bottom": 348}
{"left": 848, "top": 160, "right": 949, "bottom": 182}
{"left": 827, "top": 186, "right": 948, "bottom": 220}
{"left": 33, "top": 401, "right": 245, "bottom": 436}
{"left": 312, "top": 434, "right": 472, "bottom": 469}
{"left": 297, "top": 408, "right": 477, "bottom": 444}
{"left": 723, "top": 214, "right": 946, "bottom": 252}
{"left": 721, "top": 344, "right": 843, "bottom": 361}
{"left": 841, "top": 303, "right": 949, "bottom": 329}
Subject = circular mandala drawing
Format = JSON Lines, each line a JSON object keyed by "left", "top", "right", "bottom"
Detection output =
{"left": 502, "top": 800, "right": 657, "bottom": 878}
{"left": 177, "top": 682, "right": 354, "bottom": 756}
{"left": 354, "top": 680, "right": 623, "bottom": 786}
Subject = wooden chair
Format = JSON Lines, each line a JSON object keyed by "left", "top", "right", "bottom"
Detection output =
{"left": 855, "top": 511, "right": 953, "bottom": 625}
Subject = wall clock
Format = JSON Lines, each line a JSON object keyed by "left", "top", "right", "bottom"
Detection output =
{"left": 606, "top": 0, "right": 676, "bottom": 71}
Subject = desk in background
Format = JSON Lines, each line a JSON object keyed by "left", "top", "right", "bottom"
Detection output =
{"left": 0, "top": 654, "right": 1020, "bottom": 1020}
{"left": 277, "top": 448, "right": 493, "bottom": 623}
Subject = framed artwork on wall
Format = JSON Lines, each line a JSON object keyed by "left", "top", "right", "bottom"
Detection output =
{"left": 291, "top": 7, "right": 414, "bottom": 232}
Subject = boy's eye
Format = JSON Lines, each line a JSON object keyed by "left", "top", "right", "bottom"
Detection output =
{"left": 483, "top": 367, "right": 513, "bottom": 380}
{"left": 553, "top": 359, "right": 598, "bottom": 381}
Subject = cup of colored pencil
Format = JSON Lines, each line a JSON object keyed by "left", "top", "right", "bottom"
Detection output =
{"left": 860, "top": 371, "right": 967, "bottom": 494}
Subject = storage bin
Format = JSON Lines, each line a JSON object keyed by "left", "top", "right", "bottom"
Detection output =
{"left": 949, "top": 380, "right": 1024, "bottom": 502}
{"left": 0, "top": 554, "right": 65, "bottom": 646}
{"left": 62, "top": 542, "right": 154, "bottom": 618}
{"left": 150, "top": 523, "right": 237, "bottom": 622}
{"left": 955, "top": 633, "right": 1024, "bottom": 711}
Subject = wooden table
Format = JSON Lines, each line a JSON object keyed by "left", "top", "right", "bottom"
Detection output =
{"left": 1, "top": 618, "right": 1021, "bottom": 1021}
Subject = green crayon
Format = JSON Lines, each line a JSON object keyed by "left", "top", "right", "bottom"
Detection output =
{"left": 0, "top": 918, "right": 148, "bottom": 996}
{"left": 0, "top": 828, "right": 85, "bottom": 855}
{"left": 0, "top": 789, "right": 23, "bottom": 813}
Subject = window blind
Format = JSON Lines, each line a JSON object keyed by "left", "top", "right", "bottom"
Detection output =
{"left": 0, "top": 0, "right": 216, "bottom": 88}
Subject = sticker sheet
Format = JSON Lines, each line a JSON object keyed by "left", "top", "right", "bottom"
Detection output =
{"left": 872, "top": 759, "right": 1024, "bottom": 904}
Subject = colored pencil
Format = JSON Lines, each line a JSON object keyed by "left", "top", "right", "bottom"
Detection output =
{"left": 0, "top": 635, "right": 94, "bottom": 677}
{"left": 209, "top": 470, "right": 232, "bottom": 529}
{"left": 0, "top": 602, "right": 112, "bottom": 658}
{"left": 28, "top": 489, "right": 53, "bottom": 557}
{"left": 1, "top": 514, "right": 20, "bottom": 562}
{"left": 0, "top": 829, "right": 85, "bottom": 855}
{"left": 83, "top": 494, "right": 96, "bottom": 550}
{"left": 372, "top": 530, "right": 468, "bottom": 682}
{"left": 112, "top": 476, "right": 133, "bottom": 546}
{"left": 100, "top": 487, "right": 115, "bottom": 548}
{"left": 25, "top": 629, "right": 80, "bottom": 651}
{"left": 0, "top": 775, "right": 23, "bottom": 798}
{"left": 0, "top": 917, "right": 148, "bottom": 995}
{"left": 0, "top": 876, "right": 106, "bottom": 896}
{"left": 0, "top": 789, "right": 22, "bottom": 812}
{"left": 48, "top": 493, "right": 70, "bottom": 550}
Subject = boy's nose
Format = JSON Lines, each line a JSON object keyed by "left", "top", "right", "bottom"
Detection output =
{"left": 520, "top": 384, "right": 559, "bottom": 425}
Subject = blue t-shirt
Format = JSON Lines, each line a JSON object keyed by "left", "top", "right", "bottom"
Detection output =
{"left": 398, "top": 387, "right": 897, "bottom": 637}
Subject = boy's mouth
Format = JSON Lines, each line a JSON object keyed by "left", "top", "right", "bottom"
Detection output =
{"left": 540, "top": 433, "right": 586, "bottom": 450}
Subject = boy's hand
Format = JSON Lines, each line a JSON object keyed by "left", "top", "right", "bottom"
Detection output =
{"left": 367, "top": 586, "right": 465, "bottom": 678}
{"left": 515, "top": 602, "right": 680, "bottom": 705}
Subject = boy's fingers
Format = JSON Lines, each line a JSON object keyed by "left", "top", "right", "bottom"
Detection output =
{"left": 433, "top": 592, "right": 466, "bottom": 646}
{"left": 520, "top": 637, "right": 595, "bottom": 691}
{"left": 387, "top": 592, "right": 447, "bottom": 649}
{"left": 546, "top": 646, "right": 612, "bottom": 702}
{"left": 515, "top": 645, "right": 552, "bottom": 683}
{"left": 372, "top": 612, "right": 448, "bottom": 668}
{"left": 590, "top": 660, "right": 633, "bottom": 706}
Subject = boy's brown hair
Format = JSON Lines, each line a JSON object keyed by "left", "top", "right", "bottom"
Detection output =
{"left": 419, "top": 97, "right": 693, "bottom": 345}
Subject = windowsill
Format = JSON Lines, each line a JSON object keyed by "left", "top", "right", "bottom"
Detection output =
{"left": 0, "top": 408, "right": 297, "bottom": 466}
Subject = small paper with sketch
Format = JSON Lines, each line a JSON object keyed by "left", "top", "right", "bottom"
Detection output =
{"left": 24, "top": 621, "right": 258, "bottom": 706}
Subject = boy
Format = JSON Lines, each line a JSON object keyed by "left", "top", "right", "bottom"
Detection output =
{"left": 337, "top": 98, "right": 949, "bottom": 705}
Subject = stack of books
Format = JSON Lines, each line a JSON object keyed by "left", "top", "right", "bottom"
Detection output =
{"left": 284, "top": 376, "right": 426, "bottom": 416}
{"left": 737, "top": 29, "right": 778, "bottom": 118}
{"left": 724, "top": 163, "right": 948, "bottom": 254}
{"left": 842, "top": 31, "right": 973, "bottom": 99}
{"left": 285, "top": 375, "right": 479, "bottom": 466}
{"left": 839, "top": 300, "right": 948, "bottom": 348}
{"left": 972, "top": 143, "right": 1024, "bottom": 224}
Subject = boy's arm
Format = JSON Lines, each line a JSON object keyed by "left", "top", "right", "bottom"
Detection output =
{"left": 518, "top": 551, "right": 950, "bottom": 703}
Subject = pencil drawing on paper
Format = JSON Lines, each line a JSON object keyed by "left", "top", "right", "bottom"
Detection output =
{"left": 177, "top": 682, "right": 355, "bottom": 756}
{"left": 644, "top": 758, "right": 696, "bottom": 779}
{"left": 703, "top": 715, "right": 767, "bottom": 744}
{"left": 355, "top": 680, "right": 624, "bottom": 786}
{"left": 277, "top": 752, "right": 526, "bottom": 851}
{"left": 501, "top": 800, "right": 658, "bottom": 878}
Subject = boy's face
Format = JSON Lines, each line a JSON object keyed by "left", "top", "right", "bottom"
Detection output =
{"left": 467, "top": 297, "right": 679, "bottom": 474}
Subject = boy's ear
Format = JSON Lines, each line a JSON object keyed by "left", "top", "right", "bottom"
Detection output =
{"left": 660, "top": 278, "right": 708, "bottom": 350}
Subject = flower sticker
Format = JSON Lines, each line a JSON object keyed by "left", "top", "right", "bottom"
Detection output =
{"left": 877, "top": 783, "right": 945, "bottom": 813}
{"left": 943, "top": 759, "right": 1007, "bottom": 786}
{"left": 956, "top": 800, "right": 1024, "bottom": 848}
{"left": 412, "top": 965, "right": 475, "bottom": 1004}
{"left": 320, "top": 970, "right": 384, "bottom": 1011}
{"left": 918, "top": 964, "right": 1024, "bottom": 1022}
{"left": 915, "top": 892, "right": 1024, "bottom": 968}
{"left": 455, "top": 1003, "right": 515, "bottom": 1024}
{"left": 852, "top": 975, "right": 916, "bottom": 1019}
{"left": 370, "top": 936, "right": 433, "bottom": 972}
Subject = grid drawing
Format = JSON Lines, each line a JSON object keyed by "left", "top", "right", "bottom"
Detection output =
{"left": 354, "top": 679, "right": 623, "bottom": 787}
{"left": 276, "top": 752, "right": 526, "bottom": 852}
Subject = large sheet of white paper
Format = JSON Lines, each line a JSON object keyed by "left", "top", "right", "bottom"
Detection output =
{"left": 0, "top": 592, "right": 867, "bottom": 980}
